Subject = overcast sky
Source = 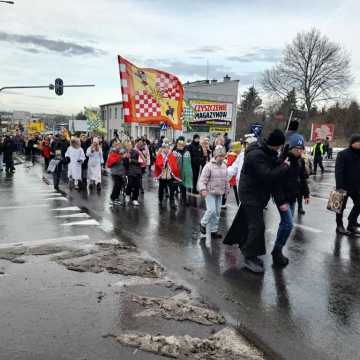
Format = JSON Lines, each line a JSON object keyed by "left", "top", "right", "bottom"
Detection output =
{"left": 0, "top": 0, "right": 359, "bottom": 114}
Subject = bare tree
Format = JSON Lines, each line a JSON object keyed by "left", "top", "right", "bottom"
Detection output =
{"left": 262, "top": 29, "right": 352, "bottom": 113}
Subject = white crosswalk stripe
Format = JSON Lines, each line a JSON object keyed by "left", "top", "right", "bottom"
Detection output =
{"left": 61, "top": 219, "right": 100, "bottom": 226}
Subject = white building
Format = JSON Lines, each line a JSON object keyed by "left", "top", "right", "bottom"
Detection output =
{"left": 100, "top": 101, "right": 163, "bottom": 140}
{"left": 100, "top": 101, "right": 125, "bottom": 140}
{"left": 184, "top": 76, "right": 239, "bottom": 140}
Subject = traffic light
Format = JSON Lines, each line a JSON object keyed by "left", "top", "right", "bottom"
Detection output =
{"left": 55, "top": 78, "right": 63, "bottom": 96}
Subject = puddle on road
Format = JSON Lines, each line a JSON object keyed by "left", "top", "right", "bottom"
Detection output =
{"left": 117, "top": 327, "right": 264, "bottom": 360}
{"left": 131, "top": 293, "right": 226, "bottom": 326}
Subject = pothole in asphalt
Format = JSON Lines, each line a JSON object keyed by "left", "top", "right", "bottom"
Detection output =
{"left": 0, "top": 244, "right": 81, "bottom": 263}
{"left": 131, "top": 293, "right": 225, "bottom": 326}
{"left": 117, "top": 327, "right": 264, "bottom": 360}
{"left": 54, "top": 246, "right": 164, "bottom": 278}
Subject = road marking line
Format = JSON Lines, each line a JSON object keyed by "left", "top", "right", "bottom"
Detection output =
{"left": 311, "top": 196, "right": 328, "bottom": 202}
{"left": 55, "top": 213, "right": 90, "bottom": 219}
{"left": 0, "top": 188, "right": 51, "bottom": 193}
{"left": 0, "top": 235, "right": 90, "bottom": 249}
{"left": 61, "top": 219, "right": 99, "bottom": 226}
{"left": 0, "top": 204, "right": 48, "bottom": 210}
{"left": 51, "top": 206, "right": 81, "bottom": 211}
{"left": 42, "top": 197, "right": 69, "bottom": 201}
{"left": 294, "top": 223, "right": 323, "bottom": 233}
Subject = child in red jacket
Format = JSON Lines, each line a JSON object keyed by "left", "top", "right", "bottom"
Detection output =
{"left": 154, "top": 138, "right": 180, "bottom": 209}
{"left": 42, "top": 139, "right": 52, "bottom": 171}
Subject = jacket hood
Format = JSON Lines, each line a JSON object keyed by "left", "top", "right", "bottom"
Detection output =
{"left": 244, "top": 141, "right": 260, "bottom": 155}
{"left": 245, "top": 140, "right": 279, "bottom": 158}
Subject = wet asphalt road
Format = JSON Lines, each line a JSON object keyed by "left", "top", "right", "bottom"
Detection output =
{"left": 0, "top": 165, "right": 170, "bottom": 360}
{"left": 1, "top": 159, "right": 360, "bottom": 360}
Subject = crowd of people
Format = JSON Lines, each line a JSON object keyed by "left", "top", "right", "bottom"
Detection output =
{"left": 2, "top": 125, "right": 360, "bottom": 274}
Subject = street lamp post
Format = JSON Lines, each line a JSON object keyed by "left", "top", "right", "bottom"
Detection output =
{"left": 0, "top": 1, "right": 15, "bottom": 4}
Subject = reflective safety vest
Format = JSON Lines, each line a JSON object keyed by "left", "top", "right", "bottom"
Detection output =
{"left": 311, "top": 143, "right": 325, "bottom": 157}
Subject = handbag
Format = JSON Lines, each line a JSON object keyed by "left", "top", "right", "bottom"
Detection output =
{"left": 327, "top": 189, "right": 347, "bottom": 214}
{"left": 47, "top": 159, "right": 60, "bottom": 173}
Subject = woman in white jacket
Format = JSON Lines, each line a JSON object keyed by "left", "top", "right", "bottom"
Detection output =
{"left": 86, "top": 137, "right": 104, "bottom": 191}
{"left": 65, "top": 137, "right": 86, "bottom": 189}
{"left": 227, "top": 134, "right": 257, "bottom": 204}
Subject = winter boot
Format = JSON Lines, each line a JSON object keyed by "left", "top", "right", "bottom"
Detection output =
{"left": 298, "top": 207, "right": 306, "bottom": 215}
{"left": 347, "top": 225, "right": 360, "bottom": 235}
{"left": 336, "top": 225, "right": 351, "bottom": 235}
{"left": 244, "top": 257, "right": 264, "bottom": 273}
{"left": 272, "top": 248, "right": 289, "bottom": 268}
{"left": 211, "top": 232, "right": 223, "bottom": 240}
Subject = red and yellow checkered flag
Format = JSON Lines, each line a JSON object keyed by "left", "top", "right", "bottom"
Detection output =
{"left": 118, "top": 56, "right": 184, "bottom": 130}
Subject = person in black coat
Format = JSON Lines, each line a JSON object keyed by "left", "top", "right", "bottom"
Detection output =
{"left": 80, "top": 134, "right": 91, "bottom": 188}
{"left": 271, "top": 134, "right": 310, "bottom": 267}
{"left": 187, "top": 134, "right": 203, "bottom": 193}
{"left": 0, "top": 136, "right": 4, "bottom": 172}
{"left": 51, "top": 138, "right": 67, "bottom": 191}
{"left": 223, "top": 129, "right": 289, "bottom": 273}
{"left": 3, "top": 135, "right": 16, "bottom": 174}
{"left": 51, "top": 135, "right": 69, "bottom": 184}
{"left": 335, "top": 134, "right": 360, "bottom": 235}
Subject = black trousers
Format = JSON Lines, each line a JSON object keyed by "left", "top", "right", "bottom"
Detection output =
{"left": 336, "top": 193, "right": 360, "bottom": 227}
{"left": 192, "top": 164, "right": 201, "bottom": 192}
{"left": 179, "top": 184, "right": 187, "bottom": 201}
{"left": 314, "top": 156, "right": 324, "bottom": 174}
{"left": 241, "top": 205, "right": 266, "bottom": 258}
{"left": 126, "top": 175, "right": 140, "bottom": 200}
{"left": 297, "top": 194, "right": 303, "bottom": 210}
{"left": 159, "top": 179, "right": 175, "bottom": 202}
{"left": 44, "top": 158, "right": 50, "bottom": 171}
{"left": 53, "top": 163, "right": 62, "bottom": 188}
{"left": 111, "top": 175, "right": 124, "bottom": 201}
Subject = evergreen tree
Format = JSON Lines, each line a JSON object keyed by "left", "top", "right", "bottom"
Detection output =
{"left": 240, "top": 86, "right": 262, "bottom": 114}
{"left": 278, "top": 88, "right": 297, "bottom": 117}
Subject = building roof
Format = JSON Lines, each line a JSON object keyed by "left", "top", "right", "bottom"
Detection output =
{"left": 99, "top": 101, "right": 123, "bottom": 107}
{"left": 184, "top": 78, "right": 239, "bottom": 88}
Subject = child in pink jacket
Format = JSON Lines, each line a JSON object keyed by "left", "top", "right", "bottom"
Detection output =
{"left": 198, "top": 145, "right": 229, "bottom": 239}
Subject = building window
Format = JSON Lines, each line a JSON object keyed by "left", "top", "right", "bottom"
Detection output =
{"left": 115, "top": 108, "right": 118, "bottom": 119}
{"left": 109, "top": 108, "right": 112, "bottom": 119}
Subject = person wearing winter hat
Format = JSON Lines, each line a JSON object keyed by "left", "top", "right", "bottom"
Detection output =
{"left": 198, "top": 145, "right": 229, "bottom": 239}
{"left": 223, "top": 129, "right": 289, "bottom": 273}
{"left": 335, "top": 134, "right": 360, "bottom": 235}
{"left": 271, "top": 133, "right": 310, "bottom": 267}
{"left": 287, "top": 134, "right": 310, "bottom": 215}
